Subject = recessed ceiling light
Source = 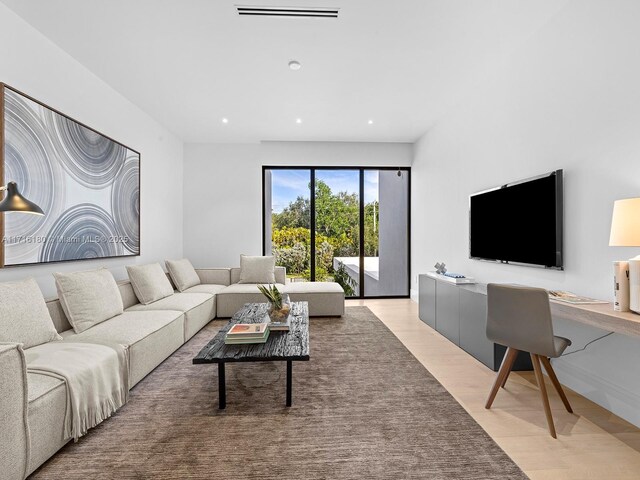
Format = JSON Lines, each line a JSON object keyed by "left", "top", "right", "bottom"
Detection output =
{"left": 289, "top": 60, "right": 302, "bottom": 71}
{"left": 296, "top": 118, "right": 302, "bottom": 124}
{"left": 368, "top": 119, "right": 374, "bottom": 125}
{"left": 222, "top": 118, "right": 229, "bottom": 124}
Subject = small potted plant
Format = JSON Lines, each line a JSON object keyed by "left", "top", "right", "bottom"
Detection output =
{"left": 258, "top": 284, "right": 291, "bottom": 322}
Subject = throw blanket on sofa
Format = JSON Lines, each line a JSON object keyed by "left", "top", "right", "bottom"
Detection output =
{"left": 25, "top": 342, "right": 129, "bottom": 441}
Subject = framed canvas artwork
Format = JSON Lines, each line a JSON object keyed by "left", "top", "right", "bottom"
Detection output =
{"left": 0, "top": 84, "right": 140, "bottom": 267}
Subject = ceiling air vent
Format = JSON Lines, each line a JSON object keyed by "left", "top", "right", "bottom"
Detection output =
{"left": 236, "top": 6, "right": 339, "bottom": 18}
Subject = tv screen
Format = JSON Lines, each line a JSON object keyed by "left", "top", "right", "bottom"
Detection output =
{"left": 469, "top": 170, "right": 563, "bottom": 269}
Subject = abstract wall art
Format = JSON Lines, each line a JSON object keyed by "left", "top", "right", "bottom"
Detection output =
{"left": 0, "top": 84, "right": 140, "bottom": 267}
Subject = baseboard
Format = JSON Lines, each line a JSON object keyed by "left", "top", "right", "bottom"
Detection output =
{"left": 552, "top": 359, "right": 640, "bottom": 428}
{"left": 410, "top": 289, "right": 418, "bottom": 303}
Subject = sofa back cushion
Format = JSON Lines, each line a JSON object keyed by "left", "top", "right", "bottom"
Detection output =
{"left": 47, "top": 299, "right": 72, "bottom": 334}
{"left": 195, "top": 268, "right": 231, "bottom": 286}
{"left": 237, "top": 255, "right": 276, "bottom": 284}
{"left": 54, "top": 268, "right": 124, "bottom": 334}
{"left": 231, "top": 266, "right": 286, "bottom": 285}
{"left": 0, "top": 278, "right": 62, "bottom": 348}
{"left": 165, "top": 259, "right": 201, "bottom": 292}
{"left": 117, "top": 281, "right": 140, "bottom": 309}
{"left": 47, "top": 280, "right": 141, "bottom": 334}
{"left": 126, "top": 263, "right": 174, "bottom": 305}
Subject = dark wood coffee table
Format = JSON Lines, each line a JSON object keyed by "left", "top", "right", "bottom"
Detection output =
{"left": 193, "top": 301, "right": 310, "bottom": 409}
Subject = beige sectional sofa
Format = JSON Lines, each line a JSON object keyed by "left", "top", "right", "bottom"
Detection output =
{"left": 1, "top": 265, "right": 344, "bottom": 479}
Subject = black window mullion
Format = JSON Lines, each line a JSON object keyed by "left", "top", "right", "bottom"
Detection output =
{"left": 310, "top": 168, "right": 316, "bottom": 282}
{"left": 359, "top": 169, "right": 365, "bottom": 298}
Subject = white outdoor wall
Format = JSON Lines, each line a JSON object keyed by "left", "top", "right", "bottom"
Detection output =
{"left": 183, "top": 141, "right": 412, "bottom": 268}
{"left": 412, "top": 0, "right": 640, "bottom": 426}
{"left": 0, "top": 4, "right": 184, "bottom": 297}
{"left": 377, "top": 170, "right": 409, "bottom": 296}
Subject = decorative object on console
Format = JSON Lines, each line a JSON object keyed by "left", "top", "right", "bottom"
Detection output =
{"left": 609, "top": 197, "right": 640, "bottom": 313}
{"left": 426, "top": 271, "right": 475, "bottom": 285}
{"left": 613, "top": 261, "right": 630, "bottom": 312}
{"left": 0, "top": 83, "right": 140, "bottom": 268}
{"left": 434, "top": 262, "right": 447, "bottom": 274}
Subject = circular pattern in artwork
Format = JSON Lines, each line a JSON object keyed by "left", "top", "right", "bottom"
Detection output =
{"left": 3, "top": 91, "right": 66, "bottom": 263}
{"left": 43, "top": 110, "right": 126, "bottom": 188}
{"left": 111, "top": 154, "right": 140, "bottom": 254}
{"left": 39, "top": 204, "right": 124, "bottom": 263}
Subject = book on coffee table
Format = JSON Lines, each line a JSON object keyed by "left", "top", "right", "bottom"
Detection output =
{"left": 227, "top": 323, "right": 268, "bottom": 336}
{"left": 225, "top": 322, "right": 270, "bottom": 344}
{"left": 225, "top": 331, "right": 270, "bottom": 345}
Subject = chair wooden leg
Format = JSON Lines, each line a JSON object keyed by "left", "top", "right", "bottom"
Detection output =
{"left": 500, "top": 348, "right": 518, "bottom": 389}
{"left": 485, "top": 347, "right": 519, "bottom": 409}
{"left": 540, "top": 356, "right": 573, "bottom": 413}
{"left": 531, "top": 353, "right": 557, "bottom": 438}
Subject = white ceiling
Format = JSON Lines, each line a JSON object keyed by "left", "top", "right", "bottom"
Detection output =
{"left": 1, "top": 0, "right": 567, "bottom": 143}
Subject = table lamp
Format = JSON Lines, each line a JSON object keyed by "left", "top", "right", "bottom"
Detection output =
{"left": 609, "top": 197, "right": 640, "bottom": 313}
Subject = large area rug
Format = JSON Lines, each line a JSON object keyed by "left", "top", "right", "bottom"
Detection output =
{"left": 32, "top": 307, "right": 526, "bottom": 479}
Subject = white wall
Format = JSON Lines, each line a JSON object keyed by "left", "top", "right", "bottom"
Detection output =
{"left": 0, "top": 4, "right": 184, "bottom": 297}
{"left": 183, "top": 141, "right": 412, "bottom": 268}
{"left": 412, "top": 0, "right": 640, "bottom": 426}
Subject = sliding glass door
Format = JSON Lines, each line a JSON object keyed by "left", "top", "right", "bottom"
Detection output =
{"left": 264, "top": 169, "right": 311, "bottom": 282}
{"left": 264, "top": 167, "right": 410, "bottom": 298}
{"left": 315, "top": 170, "right": 360, "bottom": 296}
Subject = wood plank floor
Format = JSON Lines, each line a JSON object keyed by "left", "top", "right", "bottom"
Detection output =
{"left": 347, "top": 298, "right": 640, "bottom": 479}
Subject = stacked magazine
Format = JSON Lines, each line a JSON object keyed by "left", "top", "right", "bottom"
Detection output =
{"left": 225, "top": 323, "right": 270, "bottom": 345}
{"left": 548, "top": 290, "right": 608, "bottom": 305}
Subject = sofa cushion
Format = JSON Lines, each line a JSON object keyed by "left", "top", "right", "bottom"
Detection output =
{"left": 0, "top": 344, "right": 30, "bottom": 480}
{"left": 283, "top": 281, "right": 345, "bottom": 294}
{"left": 220, "top": 283, "right": 286, "bottom": 294}
{"left": 283, "top": 281, "right": 345, "bottom": 317}
{"left": 25, "top": 372, "right": 67, "bottom": 474}
{"left": 126, "top": 263, "right": 174, "bottom": 305}
{"left": 216, "top": 283, "right": 286, "bottom": 318}
{"left": 195, "top": 268, "right": 231, "bottom": 286}
{"left": 54, "top": 268, "right": 123, "bottom": 334}
{"left": 27, "top": 372, "right": 66, "bottom": 404}
{"left": 61, "top": 310, "right": 184, "bottom": 388}
{"left": 166, "top": 258, "right": 201, "bottom": 292}
{"left": 238, "top": 255, "right": 276, "bottom": 284}
{"left": 126, "top": 292, "right": 215, "bottom": 341}
{"left": 0, "top": 278, "right": 62, "bottom": 348}
{"left": 231, "top": 266, "right": 286, "bottom": 284}
{"left": 183, "top": 284, "right": 227, "bottom": 295}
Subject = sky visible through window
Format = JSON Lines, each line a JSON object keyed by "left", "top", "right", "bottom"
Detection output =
{"left": 271, "top": 169, "right": 379, "bottom": 213}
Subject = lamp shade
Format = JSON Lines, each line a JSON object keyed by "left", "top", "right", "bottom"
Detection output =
{"left": 609, "top": 197, "right": 640, "bottom": 246}
{"left": 0, "top": 182, "right": 44, "bottom": 215}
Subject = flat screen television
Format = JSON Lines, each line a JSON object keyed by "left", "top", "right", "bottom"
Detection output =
{"left": 469, "top": 170, "right": 563, "bottom": 269}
